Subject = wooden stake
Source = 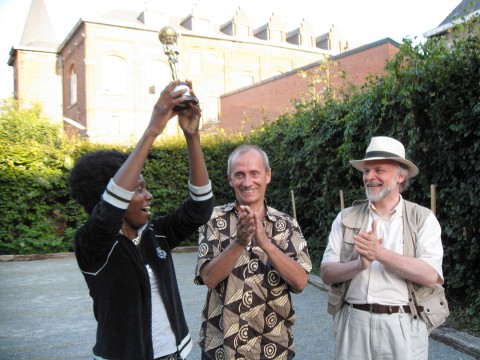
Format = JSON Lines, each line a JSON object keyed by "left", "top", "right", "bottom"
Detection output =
{"left": 340, "top": 190, "right": 344, "bottom": 210}
{"left": 291, "top": 190, "right": 297, "bottom": 221}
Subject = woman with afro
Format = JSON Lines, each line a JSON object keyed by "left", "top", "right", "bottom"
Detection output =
{"left": 69, "top": 81, "right": 213, "bottom": 360}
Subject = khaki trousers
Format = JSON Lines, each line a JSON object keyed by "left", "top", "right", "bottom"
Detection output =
{"left": 334, "top": 303, "right": 428, "bottom": 360}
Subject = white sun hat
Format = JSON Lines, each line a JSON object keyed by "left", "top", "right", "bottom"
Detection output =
{"left": 349, "top": 136, "right": 419, "bottom": 177}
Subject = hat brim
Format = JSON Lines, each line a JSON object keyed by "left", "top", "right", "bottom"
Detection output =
{"left": 349, "top": 157, "right": 419, "bottom": 177}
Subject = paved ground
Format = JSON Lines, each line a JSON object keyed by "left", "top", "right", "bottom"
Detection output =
{"left": 0, "top": 251, "right": 479, "bottom": 360}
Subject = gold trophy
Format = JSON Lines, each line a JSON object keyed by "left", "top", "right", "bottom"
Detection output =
{"left": 158, "top": 26, "right": 198, "bottom": 111}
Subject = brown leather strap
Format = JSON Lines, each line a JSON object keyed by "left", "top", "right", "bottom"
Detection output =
{"left": 346, "top": 302, "right": 424, "bottom": 314}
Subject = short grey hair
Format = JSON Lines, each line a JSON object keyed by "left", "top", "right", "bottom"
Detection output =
{"left": 397, "top": 163, "right": 410, "bottom": 192}
{"left": 227, "top": 145, "right": 270, "bottom": 176}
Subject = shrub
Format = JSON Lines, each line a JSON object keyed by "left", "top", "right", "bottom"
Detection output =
{"left": 1, "top": 16, "right": 478, "bottom": 334}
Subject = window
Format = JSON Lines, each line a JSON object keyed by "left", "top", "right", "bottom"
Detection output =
{"left": 69, "top": 67, "right": 77, "bottom": 105}
{"left": 189, "top": 52, "right": 202, "bottom": 74}
{"left": 101, "top": 55, "right": 127, "bottom": 95}
{"left": 239, "top": 73, "right": 254, "bottom": 88}
{"left": 204, "top": 96, "right": 218, "bottom": 125}
{"left": 147, "top": 59, "right": 170, "bottom": 95}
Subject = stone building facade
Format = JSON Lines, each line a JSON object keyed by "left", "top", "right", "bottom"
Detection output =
{"left": 8, "top": 0, "right": 348, "bottom": 143}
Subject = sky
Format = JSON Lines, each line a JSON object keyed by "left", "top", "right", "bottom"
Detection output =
{"left": 0, "top": 0, "right": 462, "bottom": 100}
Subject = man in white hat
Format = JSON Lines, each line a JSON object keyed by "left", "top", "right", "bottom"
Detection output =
{"left": 321, "top": 136, "right": 446, "bottom": 360}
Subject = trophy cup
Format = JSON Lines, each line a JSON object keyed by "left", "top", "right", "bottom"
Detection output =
{"left": 158, "top": 26, "right": 198, "bottom": 111}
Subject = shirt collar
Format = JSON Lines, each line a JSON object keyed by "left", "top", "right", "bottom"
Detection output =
{"left": 225, "top": 200, "right": 276, "bottom": 221}
{"left": 119, "top": 223, "right": 148, "bottom": 245}
{"left": 369, "top": 196, "right": 404, "bottom": 220}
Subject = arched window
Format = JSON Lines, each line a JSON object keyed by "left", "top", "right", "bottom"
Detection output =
{"left": 101, "top": 55, "right": 127, "bottom": 95}
{"left": 204, "top": 96, "right": 218, "bottom": 125}
{"left": 147, "top": 59, "right": 170, "bottom": 96}
{"left": 189, "top": 52, "right": 202, "bottom": 74}
{"left": 69, "top": 67, "right": 77, "bottom": 105}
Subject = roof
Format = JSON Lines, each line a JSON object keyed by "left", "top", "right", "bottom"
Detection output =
{"left": 330, "top": 37, "right": 400, "bottom": 60}
{"left": 424, "top": 0, "right": 480, "bottom": 38}
{"left": 439, "top": 0, "right": 480, "bottom": 26}
{"left": 19, "top": 0, "right": 58, "bottom": 49}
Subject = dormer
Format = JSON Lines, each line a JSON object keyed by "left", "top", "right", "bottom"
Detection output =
{"left": 316, "top": 24, "right": 346, "bottom": 53}
{"left": 286, "top": 19, "right": 316, "bottom": 47}
{"left": 137, "top": 9, "right": 167, "bottom": 28}
{"left": 254, "top": 13, "right": 285, "bottom": 42}
{"left": 220, "top": 7, "right": 253, "bottom": 37}
{"left": 180, "top": 2, "right": 212, "bottom": 33}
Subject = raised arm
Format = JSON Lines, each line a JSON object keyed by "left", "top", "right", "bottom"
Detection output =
{"left": 177, "top": 80, "right": 209, "bottom": 188}
{"left": 113, "top": 80, "right": 189, "bottom": 190}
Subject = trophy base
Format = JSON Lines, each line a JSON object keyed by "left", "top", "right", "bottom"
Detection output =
{"left": 172, "top": 82, "right": 199, "bottom": 111}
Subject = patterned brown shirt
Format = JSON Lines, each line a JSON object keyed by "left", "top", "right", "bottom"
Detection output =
{"left": 195, "top": 202, "right": 312, "bottom": 360}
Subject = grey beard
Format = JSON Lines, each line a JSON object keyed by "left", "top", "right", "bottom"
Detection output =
{"left": 365, "top": 183, "right": 395, "bottom": 202}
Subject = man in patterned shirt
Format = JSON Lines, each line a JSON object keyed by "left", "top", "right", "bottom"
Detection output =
{"left": 195, "top": 145, "right": 312, "bottom": 360}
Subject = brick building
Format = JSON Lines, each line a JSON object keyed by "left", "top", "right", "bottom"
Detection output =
{"left": 219, "top": 38, "right": 400, "bottom": 133}
{"left": 8, "top": 0, "right": 348, "bottom": 143}
{"left": 9, "top": 1, "right": 476, "bottom": 143}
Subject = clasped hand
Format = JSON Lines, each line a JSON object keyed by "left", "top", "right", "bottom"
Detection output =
{"left": 236, "top": 205, "right": 270, "bottom": 250}
{"left": 354, "top": 220, "right": 383, "bottom": 269}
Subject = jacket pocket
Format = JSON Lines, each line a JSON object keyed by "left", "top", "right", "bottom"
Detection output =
{"left": 414, "top": 284, "right": 450, "bottom": 334}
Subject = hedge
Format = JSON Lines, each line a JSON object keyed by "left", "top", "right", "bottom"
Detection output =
{"left": 0, "top": 17, "right": 478, "bottom": 332}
